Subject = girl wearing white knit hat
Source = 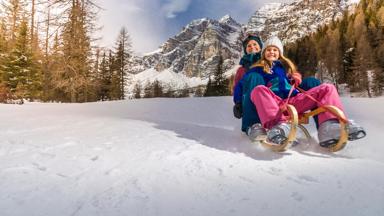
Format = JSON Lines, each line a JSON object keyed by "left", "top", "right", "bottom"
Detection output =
{"left": 244, "top": 36, "right": 366, "bottom": 147}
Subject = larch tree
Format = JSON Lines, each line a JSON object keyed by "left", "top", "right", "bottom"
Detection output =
{"left": 50, "top": 0, "right": 100, "bottom": 102}
{"left": 1, "top": 0, "right": 25, "bottom": 43}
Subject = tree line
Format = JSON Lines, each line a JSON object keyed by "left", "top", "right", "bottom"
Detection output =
{"left": 285, "top": 0, "right": 384, "bottom": 97}
{"left": 0, "top": 0, "right": 134, "bottom": 103}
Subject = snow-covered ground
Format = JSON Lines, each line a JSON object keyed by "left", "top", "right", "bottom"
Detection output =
{"left": 0, "top": 96, "right": 383, "bottom": 216}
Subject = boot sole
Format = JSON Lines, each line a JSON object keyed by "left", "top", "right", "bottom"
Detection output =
{"left": 348, "top": 130, "right": 366, "bottom": 141}
{"left": 320, "top": 130, "right": 366, "bottom": 148}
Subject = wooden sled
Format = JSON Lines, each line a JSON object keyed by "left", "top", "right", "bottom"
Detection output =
{"left": 260, "top": 105, "right": 349, "bottom": 152}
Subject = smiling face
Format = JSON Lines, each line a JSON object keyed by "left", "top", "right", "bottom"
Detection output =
{"left": 245, "top": 39, "right": 261, "bottom": 54}
{"left": 264, "top": 46, "right": 280, "bottom": 62}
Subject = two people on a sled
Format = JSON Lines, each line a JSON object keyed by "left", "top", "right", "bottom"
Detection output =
{"left": 233, "top": 35, "right": 366, "bottom": 147}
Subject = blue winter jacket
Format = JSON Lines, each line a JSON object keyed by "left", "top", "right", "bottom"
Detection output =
{"left": 233, "top": 60, "right": 298, "bottom": 104}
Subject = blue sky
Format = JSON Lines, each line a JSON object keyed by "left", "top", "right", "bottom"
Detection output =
{"left": 98, "top": 0, "right": 293, "bottom": 54}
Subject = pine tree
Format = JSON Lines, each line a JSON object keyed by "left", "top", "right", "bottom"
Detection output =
{"left": 194, "top": 85, "right": 205, "bottom": 97}
{"left": 204, "top": 76, "right": 213, "bottom": 97}
{"left": 153, "top": 79, "right": 163, "bottom": 97}
{"left": 180, "top": 83, "right": 190, "bottom": 97}
{"left": 49, "top": 33, "right": 68, "bottom": 101}
{"left": 108, "top": 50, "right": 121, "bottom": 100}
{"left": 0, "top": 17, "right": 11, "bottom": 101}
{"left": 114, "top": 27, "right": 132, "bottom": 100}
{"left": 373, "top": 32, "right": 384, "bottom": 95}
{"left": 370, "top": 4, "right": 384, "bottom": 95}
{"left": 343, "top": 45, "right": 356, "bottom": 86}
{"left": 162, "top": 84, "right": 172, "bottom": 97}
{"left": 339, "top": 10, "right": 350, "bottom": 82}
{"left": 143, "top": 80, "right": 153, "bottom": 98}
{"left": 133, "top": 82, "right": 141, "bottom": 99}
{"left": 2, "top": 19, "right": 41, "bottom": 101}
{"left": 97, "top": 51, "right": 111, "bottom": 100}
{"left": 295, "top": 37, "right": 318, "bottom": 76}
{"left": 350, "top": 31, "right": 373, "bottom": 97}
{"left": 206, "top": 55, "right": 229, "bottom": 96}
{"left": 0, "top": 19, "right": 7, "bottom": 87}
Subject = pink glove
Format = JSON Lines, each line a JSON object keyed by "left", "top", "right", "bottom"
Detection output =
{"left": 291, "top": 72, "right": 302, "bottom": 87}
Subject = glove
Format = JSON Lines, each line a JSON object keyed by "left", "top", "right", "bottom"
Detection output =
{"left": 291, "top": 72, "right": 302, "bottom": 87}
{"left": 233, "top": 103, "right": 242, "bottom": 119}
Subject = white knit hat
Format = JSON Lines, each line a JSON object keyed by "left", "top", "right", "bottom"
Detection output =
{"left": 262, "top": 36, "right": 284, "bottom": 56}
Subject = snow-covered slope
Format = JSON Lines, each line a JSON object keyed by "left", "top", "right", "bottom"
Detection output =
{"left": 1, "top": 96, "right": 383, "bottom": 216}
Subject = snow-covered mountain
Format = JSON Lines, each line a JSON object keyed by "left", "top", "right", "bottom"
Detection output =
{"left": 126, "top": 15, "right": 243, "bottom": 95}
{"left": 246, "top": 0, "right": 359, "bottom": 43}
{"left": 1, "top": 96, "right": 383, "bottom": 215}
{"left": 142, "top": 15, "right": 242, "bottom": 78}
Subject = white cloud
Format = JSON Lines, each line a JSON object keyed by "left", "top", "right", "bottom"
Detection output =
{"left": 123, "top": 3, "right": 143, "bottom": 13}
{"left": 162, "top": 0, "right": 191, "bottom": 18}
{"left": 98, "top": 0, "right": 169, "bottom": 53}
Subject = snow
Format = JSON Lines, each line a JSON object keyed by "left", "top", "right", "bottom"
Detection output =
{"left": 186, "top": 18, "right": 209, "bottom": 29}
{"left": 258, "top": 3, "right": 283, "bottom": 13}
{"left": 219, "top": 14, "right": 232, "bottom": 23}
{"left": 1, "top": 96, "right": 384, "bottom": 216}
{"left": 130, "top": 68, "right": 207, "bottom": 92}
{"left": 341, "top": 0, "right": 360, "bottom": 8}
{"left": 226, "top": 30, "right": 241, "bottom": 46}
{"left": 224, "top": 63, "right": 240, "bottom": 78}
{"left": 143, "top": 48, "right": 162, "bottom": 56}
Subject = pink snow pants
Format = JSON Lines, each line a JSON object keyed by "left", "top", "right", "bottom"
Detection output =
{"left": 250, "top": 83, "right": 345, "bottom": 129}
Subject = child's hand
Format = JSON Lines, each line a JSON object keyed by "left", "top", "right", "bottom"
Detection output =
{"left": 291, "top": 73, "right": 302, "bottom": 87}
{"left": 233, "top": 103, "right": 242, "bottom": 119}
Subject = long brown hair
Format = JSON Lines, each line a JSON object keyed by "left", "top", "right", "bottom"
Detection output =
{"left": 251, "top": 48, "right": 297, "bottom": 75}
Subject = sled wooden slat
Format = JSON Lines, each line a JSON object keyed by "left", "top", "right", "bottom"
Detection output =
{"left": 299, "top": 107, "right": 326, "bottom": 124}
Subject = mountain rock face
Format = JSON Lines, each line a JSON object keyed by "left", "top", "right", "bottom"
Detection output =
{"left": 140, "top": 15, "right": 243, "bottom": 79}
{"left": 246, "top": 0, "right": 359, "bottom": 44}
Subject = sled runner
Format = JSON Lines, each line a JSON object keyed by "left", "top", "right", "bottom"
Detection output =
{"left": 259, "top": 87, "right": 349, "bottom": 152}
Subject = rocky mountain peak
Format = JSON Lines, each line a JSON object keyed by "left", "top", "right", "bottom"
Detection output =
{"left": 246, "top": 0, "right": 358, "bottom": 44}
{"left": 140, "top": 16, "right": 242, "bottom": 79}
{"left": 219, "top": 14, "right": 237, "bottom": 25}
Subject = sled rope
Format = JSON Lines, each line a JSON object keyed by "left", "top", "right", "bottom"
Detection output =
{"left": 279, "top": 85, "right": 296, "bottom": 112}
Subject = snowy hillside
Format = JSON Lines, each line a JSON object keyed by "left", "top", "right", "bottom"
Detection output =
{"left": 1, "top": 96, "right": 384, "bottom": 216}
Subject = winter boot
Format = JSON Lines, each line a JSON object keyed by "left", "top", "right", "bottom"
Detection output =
{"left": 267, "top": 122, "right": 291, "bottom": 145}
{"left": 347, "top": 120, "right": 367, "bottom": 141}
{"left": 247, "top": 123, "right": 267, "bottom": 142}
{"left": 318, "top": 119, "right": 366, "bottom": 147}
